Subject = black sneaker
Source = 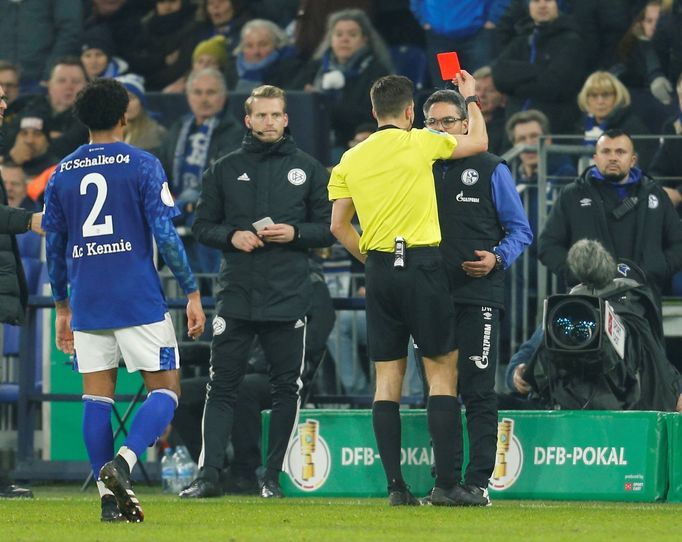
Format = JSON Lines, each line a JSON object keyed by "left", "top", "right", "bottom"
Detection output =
{"left": 430, "top": 483, "right": 491, "bottom": 507}
{"left": 260, "top": 479, "right": 284, "bottom": 498}
{"left": 100, "top": 494, "right": 125, "bottom": 522}
{"left": 418, "top": 492, "right": 433, "bottom": 506}
{"left": 99, "top": 457, "right": 144, "bottom": 523}
{"left": 0, "top": 484, "right": 33, "bottom": 499}
{"left": 388, "top": 486, "right": 419, "bottom": 506}
{"left": 179, "top": 477, "right": 222, "bottom": 499}
{"left": 463, "top": 484, "right": 492, "bottom": 506}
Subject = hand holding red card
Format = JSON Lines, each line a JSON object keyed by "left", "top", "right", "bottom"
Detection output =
{"left": 436, "top": 52, "right": 461, "bottom": 80}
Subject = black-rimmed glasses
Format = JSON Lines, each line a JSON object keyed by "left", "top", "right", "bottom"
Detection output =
{"left": 424, "top": 117, "right": 464, "bottom": 129}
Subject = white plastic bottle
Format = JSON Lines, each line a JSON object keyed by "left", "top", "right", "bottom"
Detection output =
{"left": 161, "top": 447, "right": 178, "bottom": 493}
{"left": 174, "top": 445, "right": 197, "bottom": 492}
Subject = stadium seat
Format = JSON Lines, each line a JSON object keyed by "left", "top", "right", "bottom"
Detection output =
{"left": 2, "top": 324, "right": 20, "bottom": 358}
{"left": 0, "top": 324, "right": 21, "bottom": 404}
{"left": 16, "top": 231, "right": 42, "bottom": 259}
{"left": 389, "top": 45, "right": 428, "bottom": 90}
{"left": 0, "top": 383, "right": 19, "bottom": 403}
{"left": 21, "top": 257, "right": 43, "bottom": 295}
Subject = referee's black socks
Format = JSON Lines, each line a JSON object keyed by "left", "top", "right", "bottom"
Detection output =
{"left": 427, "top": 395, "right": 461, "bottom": 490}
{"left": 372, "top": 400, "right": 406, "bottom": 489}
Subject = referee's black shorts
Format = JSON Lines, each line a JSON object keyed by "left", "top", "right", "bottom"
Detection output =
{"left": 364, "top": 247, "right": 456, "bottom": 361}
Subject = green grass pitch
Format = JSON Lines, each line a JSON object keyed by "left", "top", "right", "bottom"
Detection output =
{"left": 2, "top": 486, "right": 682, "bottom": 542}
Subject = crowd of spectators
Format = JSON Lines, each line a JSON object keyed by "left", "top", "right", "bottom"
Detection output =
{"left": 1, "top": 1, "right": 679, "bottom": 175}
{"left": 2, "top": 0, "right": 682, "bottom": 395}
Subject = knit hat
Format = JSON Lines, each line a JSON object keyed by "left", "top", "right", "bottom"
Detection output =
{"left": 115, "top": 73, "right": 146, "bottom": 107}
{"left": 81, "top": 25, "right": 115, "bottom": 58}
{"left": 192, "top": 35, "right": 229, "bottom": 70}
{"left": 18, "top": 112, "right": 50, "bottom": 140}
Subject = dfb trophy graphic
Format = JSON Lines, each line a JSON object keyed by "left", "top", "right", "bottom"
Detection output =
{"left": 490, "top": 417, "right": 523, "bottom": 491}
{"left": 285, "top": 418, "right": 331, "bottom": 491}
{"left": 494, "top": 418, "right": 513, "bottom": 480}
{"left": 299, "top": 420, "right": 319, "bottom": 481}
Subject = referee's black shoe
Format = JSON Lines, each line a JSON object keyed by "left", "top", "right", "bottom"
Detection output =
{"left": 179, "top": 477, "right": 222, "bottom": 498}
{"left": 429, "top": 483, "right": 491, "bottom": 506}
{"left": 260, "top": 479, "right": 284, "bottom": 498}
{"left": 388, "top": 482, "right": 419, "bottom": 506}
{"left": 99, "top": 456, "right": 144, "bottom": 522}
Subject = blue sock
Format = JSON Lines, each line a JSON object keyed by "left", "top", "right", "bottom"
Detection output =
{"left": 82, "top": 395, "right": 114, "bottom": 479}
{"left": 123, "top": 389, "right": 178, "bottom": 458}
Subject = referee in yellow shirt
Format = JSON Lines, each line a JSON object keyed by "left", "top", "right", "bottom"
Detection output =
{"left": 329, "top": 73, "right": 488, "bottom": 506}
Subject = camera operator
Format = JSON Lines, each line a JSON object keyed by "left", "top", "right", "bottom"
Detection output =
{"left": 518, "top": 240, "right": 682, "bottom": 411}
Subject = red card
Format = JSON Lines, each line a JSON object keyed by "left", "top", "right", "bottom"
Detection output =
{"left": 436, "top": 52, "right": 461, "bottom": 80}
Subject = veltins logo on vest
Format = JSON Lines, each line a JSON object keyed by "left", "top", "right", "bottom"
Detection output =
{"left": 284, "top": 419, "right": 331, "bottom": 491}
{"left": 489, "top": 418, "right": 524, "bottom": 491}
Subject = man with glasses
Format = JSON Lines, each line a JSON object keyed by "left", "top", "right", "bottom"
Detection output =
{"left": 421, "top": 89, "right": 532, "bottom": 506}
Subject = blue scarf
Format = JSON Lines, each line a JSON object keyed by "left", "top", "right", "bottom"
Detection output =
{"left": 584, "top": 114, "right": 606, "bottom": 144}
{"left": 314, "top": 46, "right": 374, "bottom": 102}
{"left": 172, "top": 114, "right": 218, "bottom": 194}
{"left": 591, "top": 166, "right": 642, "bottom": 201}
{"left": 236, "top": 47, "right": 288, "bottom": 82}
{"left": 317, "top": 46, "right": 371, "bottom": 80}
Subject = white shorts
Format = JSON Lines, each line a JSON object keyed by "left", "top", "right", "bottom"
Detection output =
{"left": 73, "top": 313, "right": 180, "bottom": 374}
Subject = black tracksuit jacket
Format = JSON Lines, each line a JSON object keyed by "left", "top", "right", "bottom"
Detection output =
{"left": 192, "top": 131, "right": 334, "bottom": 321}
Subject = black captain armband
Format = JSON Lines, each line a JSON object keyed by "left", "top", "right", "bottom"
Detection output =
{"left": 464, "top": 95, "right": 481, "bottom": 108}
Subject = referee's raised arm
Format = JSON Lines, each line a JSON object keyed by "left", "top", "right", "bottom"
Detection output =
{"left": 449, "top": 70, "right": 488, "bottom": 159}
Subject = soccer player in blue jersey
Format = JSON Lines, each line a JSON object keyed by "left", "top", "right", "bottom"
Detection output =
{"left": 42, "top": 79, "right": 206, "bottom": 523}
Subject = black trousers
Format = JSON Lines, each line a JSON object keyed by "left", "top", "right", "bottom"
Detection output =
{"left": 200, "top": 317, "right": 305, "bottom": 474}
{"left": 173, "top": 373, "right": 271, "bottom": 477}
{"left": 453, "top": 304, "right": 500, "bottom": 488}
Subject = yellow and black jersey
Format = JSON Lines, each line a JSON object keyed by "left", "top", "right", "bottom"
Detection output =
{"left": 328, "top": 126, "right": 457, "bottom": 253}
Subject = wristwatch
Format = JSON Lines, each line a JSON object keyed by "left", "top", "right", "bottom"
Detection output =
{"left": 493, "top": 249, "right": 504, "bottom": 270}
{"left": 464, "top": 95, "right": 481, "bottom": 108}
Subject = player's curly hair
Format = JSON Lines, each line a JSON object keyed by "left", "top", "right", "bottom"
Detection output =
{"left": 73, "top": 78, "right": 129, "bottom": 131}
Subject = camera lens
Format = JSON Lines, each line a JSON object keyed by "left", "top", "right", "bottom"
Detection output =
{"left": 547, "top": 298, "right": 600, "bottom": 350}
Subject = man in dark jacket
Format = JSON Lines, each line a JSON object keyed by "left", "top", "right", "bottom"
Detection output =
{"left": 0, "top": 85, "right": 43, "bottom": 498}
{"left": 422, "top": 89, "right": 532, "bottom": 506}
{"left": 492, "top": 0, "right": 586, "bottom": 135}
{"left": 497, "top": 0, "right": 630, "bottom": 73}
{"left": 180, "top": 85, "right": 334, "bottom": 500}
{"left": 539, "top": 128, "right": 682, "bottom": 302}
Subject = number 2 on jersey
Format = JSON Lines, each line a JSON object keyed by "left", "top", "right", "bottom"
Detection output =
{"left": 80, "top": 172, "right": 113, "bottom": 237}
